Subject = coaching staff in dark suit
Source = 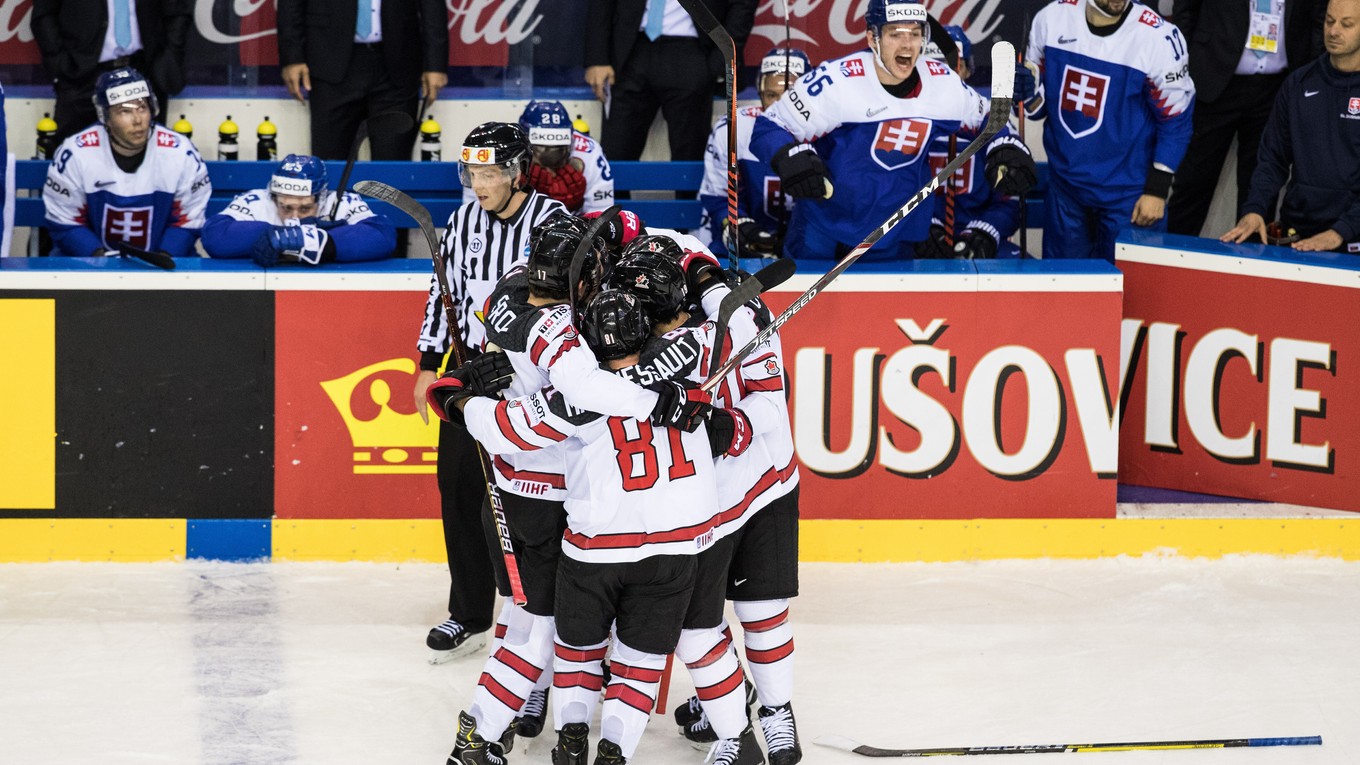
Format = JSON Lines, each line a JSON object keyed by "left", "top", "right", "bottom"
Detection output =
{"left": 584, "top": 0, "right": 757, "bottom": 164}
{"left": 1167, "top": 0, "right": 1323, "bottom": 235}
{"left": 32, "top": 0, "right": 191, "bottom": 143}
{"left": 277, "top": 0, "right": 448, "bottom": 161}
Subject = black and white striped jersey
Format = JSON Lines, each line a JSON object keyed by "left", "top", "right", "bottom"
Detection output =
{"left": 416, "top": 190, "right": 566, "bottom": 364}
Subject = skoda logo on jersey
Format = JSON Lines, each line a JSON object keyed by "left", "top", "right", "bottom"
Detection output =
{"left": 102, "top": 205, "right": 153, "bottom": 250}
{"left": 1057, "top": 64, "right": 1110, "bottom": 140}
{"left": 870, "top": 118, "right": 932, "bottom": 171}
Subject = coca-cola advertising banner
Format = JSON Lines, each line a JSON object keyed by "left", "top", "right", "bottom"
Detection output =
{"left": 1117, "top": 237, "right": 1360, "bottom": 512}
{"left": 0, "top": 0, "right": 1053, "bottom": 79}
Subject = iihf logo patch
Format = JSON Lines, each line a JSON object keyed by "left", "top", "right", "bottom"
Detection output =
{"left": 102, "top": 205, "right": 153, "bottom": 249}
{"left": 840, "top": 60, "right": 865, "bottom": 78}
{"left": 1058, "top": 64, "right": 1110, "bottom": 139}
{"left": 870, "top": 118, "right": 932, "bottom": 171}
{"left": 1349, "top": 97, "right": 1360, "bottom": 115}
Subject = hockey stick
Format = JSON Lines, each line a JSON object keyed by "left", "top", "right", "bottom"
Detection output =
{"left": 655, "top": 654, "right": 675, "bottom": 716}
{"left": 1017, "top": 21, "right": 1031, "bottom": 258}
{"left": 700, "top": 43, "right": 1015, "bottom": 393}
{"left": 331, "top": 111, "right": 415, "bottom": 220}
{"left": 676, "top": 0, "right": 740, "bottom": 269}
{"left": 352, "top": 179, "right": 529, "bottom": 608}
{"left": 114, "top": 243, "right": 176, "bottom": 271}
{"left": 708, "top": 258, "right": 797, "bottom": 368}
{"left": 569, "top": 204, "right": 623, "bottom": 319}
{"left": 815, "top": 734, "right": 1322, "bottom": 758}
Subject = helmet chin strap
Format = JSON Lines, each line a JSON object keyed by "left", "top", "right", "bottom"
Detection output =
{"left": 870, "top": 31, "right": 893, "bottom": 75}
{"left": 1086, "top": 0, "right": 1123, "bottom": 19}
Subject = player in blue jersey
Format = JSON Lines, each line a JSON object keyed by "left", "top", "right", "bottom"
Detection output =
{"left": 699, "top": 47, "right": 811, "bottom": 260}
{"left": 1018, "top": 0, "right": 1196, "bottom": 260}
{"left": 43, "top": 67, "right": 211, "bottom": 259}
{"left": 201, "top": 154, "right": 397, "bottom": 265}
{"left": 917, "top": 25, "right": 1035, "bottom": 259}
{"left": 750, "top": 0, "right": 1035, "bottom": 262}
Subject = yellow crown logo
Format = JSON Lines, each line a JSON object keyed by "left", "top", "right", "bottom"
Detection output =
{"left": 320, "top": 358, "right": 439, "bottom": 475}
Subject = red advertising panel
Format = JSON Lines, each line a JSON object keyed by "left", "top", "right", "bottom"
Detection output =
{"left": 275, "top": 291, "right": 440, "bottom": 520}
{"left": 1118, "top": 240, "right": 1360, "bottom": 511}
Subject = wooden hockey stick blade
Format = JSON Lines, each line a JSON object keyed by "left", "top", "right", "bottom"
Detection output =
{"left": 700, "top": 44, "right": 1015, "bottom": 390}
{"left": 814, "top": 734, "right": 1322, "bottom": 757}
{"left": 116, "top": 244, "right": 175, "bottom": 271}
{"left": 704, "top": 258, "right": 796, "bottom": 392}
{"left": 353, "top": 180, "right": 439, "bottom": 259}
{"left": 569, "top": 204, "right": 622, "bottom": 313}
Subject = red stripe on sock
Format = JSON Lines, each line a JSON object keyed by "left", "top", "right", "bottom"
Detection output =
{"left": 685, "top": 637, "right": 730, "bottom": 670}
{"left": 555, "top": 644, "right": 608, "bottom": 663}
{"left": 746, "top": 639, "right": 795, "bottom": 665}
{"left": 494, "top": 647, "right": 545, "bottom": 683}
{"left": 609, "top": 661, "right": 664, "bottom": 683}
{"left": 696, "top": 667, "right": 745, "bottom": 702}
{"left": 479, "top": 672, "right": 525, "bottom": 711}
{"left": 740, "top": 609, "right": 788, "bottom": 633}
{"left": 604, "top": 683, "right": 656, "bottom": 713}
{"left": 554, "top": 671, "right": 604, "bottom": 692}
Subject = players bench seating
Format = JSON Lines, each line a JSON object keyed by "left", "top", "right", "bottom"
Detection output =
{"left": 12, "top": 159, "right": 1049, "bottom": 241}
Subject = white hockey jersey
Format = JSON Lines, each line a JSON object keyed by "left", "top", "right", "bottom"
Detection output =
{"left": 201, "top": 188, "right": 396, "bottom": 262}
{"left": 698, "top": 105, "right": 790, "bottom": 257}
{"left": 44, "top": 124, "right": 211, "bottom": 258}
{"left": 461, "top": 131, "right": 615, "bottom": 214}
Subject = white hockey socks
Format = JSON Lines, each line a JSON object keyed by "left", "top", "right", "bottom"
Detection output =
{"left": 552, "top": 637, "right": 608, "bottom": 728}
{"left": 734, "top": 599, "right": 795, "bottom": 708}
{"left": 676, "top": 626, "right": 749, "bottom": 740}
{"left": 469, "top": 602, "right": 555, "bottom": 741}
{"left": 600, "top": 640, "right": 667, "bottom": 759}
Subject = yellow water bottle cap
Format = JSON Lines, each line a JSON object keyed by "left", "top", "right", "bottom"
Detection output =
{"left": 219, "top": 116, "right": 240, "bottom": 135}
{"left": 37, "top": 113, "right": 58, "bottom": 132}
{"left": 172, "top": 115, "right": 193, "bottom": 134}
{"left": 572, "top": 115, "right": 591, "bottom": 135}
{"left": 257, "top": 117, "right": 277, "bottom": 136}
{"left": 420, "top": 117, "right": 442, "bottom": 135}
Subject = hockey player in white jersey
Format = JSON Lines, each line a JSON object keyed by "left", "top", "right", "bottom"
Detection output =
{"left": 750, "top": 0, "right": 1035, "bottom": 261}
{"left": 201, "top": 154, "right": 396, "bottom": 265}
{"left": 44, "top": 67, "right": 210, "bottom": 259}
{"left": 1017, "top": 0, "right": 1195, "bottom": 260}
{"left": 441, "top": 289, "right": 733, "bottom": 765}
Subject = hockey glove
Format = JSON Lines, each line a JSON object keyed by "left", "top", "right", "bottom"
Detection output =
{"left": 770, "top": 143, "right": 833, "bottom": 200}
{"left": 288, "top": 224, "right": 333, "bottom": 265}
{"left": 546, "top": 163, "right": 588, "bottom": 212}
{"left": 707, "top": 407, "right": 753, "bottom": 457}
{"left": 584, "top": 209, "right": 646, "bottom": 249}
{"left": 913, "top": 223, "right": 954, "bottom": 260}
{"left": 985, "top": 139, "right": 1038, "bottom": 197}
{"left": 464, "top": 351, "right": 515, "bottom": 397}
{"left": 1014, "top": 60, "right": 1041, "bottom": 105}
{"left": 648, "top": 379, "right": 713, "bottom": 433}
{"left": 251, "top": 226, "right": 295, "bottom": 267}
{"left": 952, "top": 227, "right": 998, "bottom": 260}
{"left": 724, "top": 217, "right": 779, "bottom": 258}
{"left": 426, "top": 367, "right": 476, "bottom": 426}
{"left": 677, "top": 246, "right": 723, "bottom": 301}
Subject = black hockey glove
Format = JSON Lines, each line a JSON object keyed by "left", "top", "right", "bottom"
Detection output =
{"left": 770, "top": 143, "right": 833, "bottom": 200}
{"left": 952, "top": 227, "right": 998, "bottom": 260}
{"left": 463, "top": 351, "right": 515, "bottom": 397}
{"left": 724, "top": 217, "right": 779, "bottom": 258}
{"left": 913, "top": 223, "right": 954, "bottom": 260}
{"left": 425, "top": 368, "right": 476, "bottom": 426}
{"left": 648, "top": 379, "right": 713, "bottom": 433}
{"left": 707, "top": 407, "right": 753, "bottom": 458}
{"left": 986, "top": 140, "right": 1038, "bottom": 197}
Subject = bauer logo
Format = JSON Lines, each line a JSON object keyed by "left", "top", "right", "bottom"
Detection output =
{"left": 102, "top": 206, "right": 153, "bottom": 250}
{"left": 871, "top": 118, "right": 932, "bottom": 170}
{"left": 1058, "top": 65, "right": 1110, "bottom": 139}
{"left": 319, "top": 358, "right": 439, "bottom": 474}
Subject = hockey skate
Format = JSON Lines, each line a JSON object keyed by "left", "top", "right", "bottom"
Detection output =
{"left": 427, "top": 619, "right": 487, "bottom": 665}
{"left": 757, "top": 703, "right": 802, "bottom": 765}
{"left": 593, "top": 738, "right": 627, "bottom": 764}
{"left": 551, "top": 722, "right": 590, "bottom": 765}
{"left": 675, "top": 679, "right": 757, "bottom": 727}
{"left": 704, "top": 725, "right": 764, "bottom": 765}
{"left": 448, "top": 710, "right": 509, "bottom": 765}
{"left": 515, "top": 687, "right": 550, "bottom": 738}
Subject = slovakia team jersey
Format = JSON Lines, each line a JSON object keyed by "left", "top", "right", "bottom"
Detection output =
{"left": 461, "top": 131, "right": 615, "bottom": 214}
{"left": 473, "top": 268, "right": 663, "bottom": 501}
{"left": 464, "top": 374, "right": 719, "bottom": 564}
{"left": 44, "top": 124, "right": 211, "bottom": 258}
{"left": 926, "top": 120, "right": 1023, "bottom": 254}
{"left": 751, "top": 50, "right": 987, "bottom": 258}
{"left": 1027, "top": 0, "right": 1195, "bottom": 197}
{"left": 699, "top": 105, "right": 789, "bottom": 258}
{"left": 200, "top": 189, "right": 396, "bottom": 261}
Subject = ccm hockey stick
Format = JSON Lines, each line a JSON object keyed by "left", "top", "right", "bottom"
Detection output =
{"left": 331, "top": 111, "right": 415, "bottom": 220}
{"left": 700, "top": 42, "right": 1016, "bottom": 391}
{"left": 815, "top": 734, "right": 1322, "bottom": 758}
{"left": 353, "top": 179, "right": 529, "bottom": 607}
{"left": 676, "top": 0, "right": 740, "bottom": 268}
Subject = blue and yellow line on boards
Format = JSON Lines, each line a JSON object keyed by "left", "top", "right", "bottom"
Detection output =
{"left": 1, "top": 518, "right": 1358, "bottom": 563}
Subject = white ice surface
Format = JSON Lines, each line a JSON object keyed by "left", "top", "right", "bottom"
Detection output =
{"left": 0, "top": 558, "right": 1356, "bottom": 764}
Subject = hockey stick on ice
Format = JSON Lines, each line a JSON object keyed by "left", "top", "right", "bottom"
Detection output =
{"left": 676, "top": 0, "right": 740, "bottom": 268}
{"left": 814, "top": 734, "right": 1322, "bottom": 758}
{"left": 353, "top": 179, "right": 529, "bottom": 608}
{"left": 330, "top": 111, "right": 415, "bottom": 220}
{"left": 114, "top": 243, "right": 176, "bottom": 271}
{"left": 700, "top": 43, "right": 1016, "bottom": 393}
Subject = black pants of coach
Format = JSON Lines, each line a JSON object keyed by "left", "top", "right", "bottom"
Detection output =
{"left": 1168, "top": 73, "right": 1285, "bottom": 237}
{"left": 308, "top": 42, "right": 419, "bottom": 161}
{"left": 602, "top": 35, "right": 714, "bottom": 166}
{"left": 437, "top": 418, "right": 495, "bottom": 634}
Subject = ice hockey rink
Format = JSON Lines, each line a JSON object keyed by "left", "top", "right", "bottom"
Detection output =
{"left": 2, "top": 522, "right": 1358, "bottom": 765}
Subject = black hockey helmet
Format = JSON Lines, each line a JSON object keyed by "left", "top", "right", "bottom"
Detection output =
{"left": 581, "top": 290, "right": 651, "bottom": 362}
{"left": 459, "top": 122, "right": 531, "bottom": 187}
{"left": 609, "top": 235, "right": 689, "bottom": 323}
{"left": 527, "top": 212, "right": 603, "bottom": 298}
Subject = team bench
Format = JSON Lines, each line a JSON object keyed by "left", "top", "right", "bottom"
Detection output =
{"left": 12, "top": 159, "right": 1047, "bottom": 239}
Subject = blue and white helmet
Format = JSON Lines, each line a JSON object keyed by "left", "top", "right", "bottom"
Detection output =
{"left": 925, "top": 24, "right": 971, "bottom": 67}
{"left": 518, "top": 100, "right": 574, "bottom": 147}
{"left": 93, "top": 67, "right": 157, "bottom": 124}
{"left": 864, "top": 0, "right": 930, "bottom": 38}
{"left": 759, "top": 48, "right": 811, "bottom": 79}
{"left": 270, "top": 154, "right": 329, "bottom": 200}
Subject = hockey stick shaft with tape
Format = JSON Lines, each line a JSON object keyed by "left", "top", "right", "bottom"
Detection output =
{"left": 331, "top": 112, "right": 414, "bottom": 220}
{"left": 353, "top": 179, "right": 528, "bottom": 607}
{"left": 700, "top": 43, "right": 1016, "bottom": 392}
{"left": 677, "top": 0, "right": 740, "bottom": 268}
{"left": 815, "top": 734, "right": 1322, "bottom": 757}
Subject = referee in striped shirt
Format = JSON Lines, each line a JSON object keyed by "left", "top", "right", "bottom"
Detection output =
{"left": 413, "top": 122, "right": 566, "bottom": 663}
